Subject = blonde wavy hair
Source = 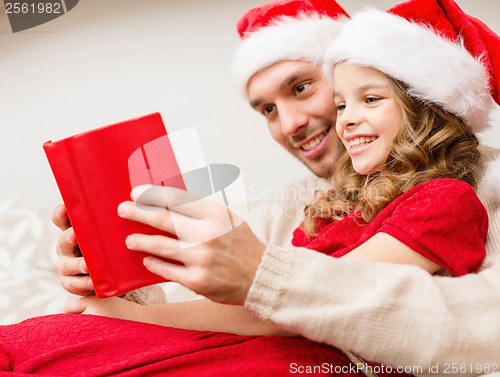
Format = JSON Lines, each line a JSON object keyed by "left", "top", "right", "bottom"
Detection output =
{"left": 302, "top": 74, "right": 481, "bottom": 236}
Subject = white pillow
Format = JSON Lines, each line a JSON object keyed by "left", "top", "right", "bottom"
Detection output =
{"left": 0, "top": 201, "right": 74, "bottom": 325}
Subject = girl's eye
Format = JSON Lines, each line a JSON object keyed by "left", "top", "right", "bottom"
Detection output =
{"left": 365, "top": 96, "right": 382, "bottom": 104}
{"left": 335, "top": 103, "right": 346, "bottom": 112}
{"left": 263, "top": 105, "right": 276, "bottom": 115}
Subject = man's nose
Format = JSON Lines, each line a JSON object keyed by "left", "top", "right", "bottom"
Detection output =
{"left": 278, "top": 103, "right": 308, "bottom": 136}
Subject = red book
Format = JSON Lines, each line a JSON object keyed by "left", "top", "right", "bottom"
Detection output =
{"left": 43, "top": 113, "right": 185, "bottom": 298}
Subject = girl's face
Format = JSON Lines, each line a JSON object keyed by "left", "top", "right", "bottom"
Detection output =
{"left": 333, "top": 63, "right": 402, "bottom": 175}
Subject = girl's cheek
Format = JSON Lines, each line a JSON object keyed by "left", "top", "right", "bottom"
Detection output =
{"left": 335, "top": 119, "right": 343, "bottom": 139}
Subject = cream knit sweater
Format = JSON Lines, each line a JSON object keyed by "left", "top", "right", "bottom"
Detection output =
{"left": 245, "top": 146, "right": 500, "bottom": 377}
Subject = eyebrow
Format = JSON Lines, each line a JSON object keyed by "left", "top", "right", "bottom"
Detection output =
{"left": 280, "top": 71, "right": 305, "bottom": 90}
{"left": 250, "top": 98, "right": 262, "bottom": 109}
{"left": 333, "top": 82, "right": 388, "bottom": 98}
{"left": 250, "top": 69, "right": 311, "bottom": 109}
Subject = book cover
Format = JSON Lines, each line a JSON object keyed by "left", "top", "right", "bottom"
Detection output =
{"left": 43, "top": 113, "right": 186, "bottom": 298}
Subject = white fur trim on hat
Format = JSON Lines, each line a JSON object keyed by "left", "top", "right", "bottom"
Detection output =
{"left": 323, "top": 8, "right": 492, "bottom": 132}
{"left": 233, "top": 14, "right": 347, "bottom": 94}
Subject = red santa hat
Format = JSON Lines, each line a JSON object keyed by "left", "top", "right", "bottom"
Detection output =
{"left": 233, "top": 0, "right": 349, "bottom": 93}
{"left": 323, "top": 0, "right": 500, "bottom": 133}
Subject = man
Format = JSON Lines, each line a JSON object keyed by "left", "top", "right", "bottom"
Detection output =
{"left": 53, "top": 0, "right": 500, "bottom": 375}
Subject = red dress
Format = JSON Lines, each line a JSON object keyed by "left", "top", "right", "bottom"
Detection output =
{"left": 292, "top": 178, "right": 488, "bottom": 276}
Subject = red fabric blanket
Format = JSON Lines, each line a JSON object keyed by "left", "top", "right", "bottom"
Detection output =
{"left": 0, "top": 313, "right": 388, "bottom": 376}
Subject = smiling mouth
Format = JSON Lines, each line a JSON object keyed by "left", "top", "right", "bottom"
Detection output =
{"left": 301, "top": 129, "right": 330, "bottom": 151}
{"left": 348, "top": 136, "right": 378, "bottom": 149}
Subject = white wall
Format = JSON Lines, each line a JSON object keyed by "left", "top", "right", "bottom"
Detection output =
{"left": 0, "top": 0, "right": 499, "bottom": 204}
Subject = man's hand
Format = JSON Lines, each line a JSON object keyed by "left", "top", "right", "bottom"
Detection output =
{"left": 118, "top": 185, "right": 266, "bottom": 306}
{"left": 52, "top": 204, "right": 95, "bottom": 296}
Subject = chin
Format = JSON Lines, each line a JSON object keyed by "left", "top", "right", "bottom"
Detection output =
{"left": 353, "top": 166, "right": 369, "bottom": 175}
{"left": 351, "top": 162, "right": 367, "bottom": 175}
{"left": 316, "top": 167, "right": 334, "bottom": 179}
{"left": 354, "top": 166, "right": 377, "bottom": 175}
{"left": 305, "top": 162, "right": 334, "bottom": 179}
{"left": 298, "top": 146, "right": 345, "bottom": 179}
{"left": 305, "top": 156, "right": 343, "bottom": 179}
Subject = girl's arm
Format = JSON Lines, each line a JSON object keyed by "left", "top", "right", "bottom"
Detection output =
{"left": 66, "top": 232, "right": 436, "bottom": 336}
{"left": 340, "top": 232, "right": 442, "bottom": 273}
{"left": 65, "top": 296, "right": 294, "bottom": 336}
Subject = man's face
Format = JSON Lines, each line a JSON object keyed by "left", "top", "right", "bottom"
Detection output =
{"left": 247, "top": 60, "right": 345, "bottom": 178}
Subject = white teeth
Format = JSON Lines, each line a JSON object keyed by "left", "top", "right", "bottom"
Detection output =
{"left": 348, "top": 136, "right": 377, "bottom": 148}
{"left": 302, "top": 131, "right": 328, "bottom": 151}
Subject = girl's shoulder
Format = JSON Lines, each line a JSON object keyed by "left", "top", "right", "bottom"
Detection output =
{"left": 399, "top": 178, "right": 477, "bottom": 204}
{"left": 380, "top": 178, "right": 486, "bottom": 224}
{"left": 408, "top": 177, "right": 474, "bottom": 193}
{"left": 377, "top": 178, "right": 488, "bottom": 277}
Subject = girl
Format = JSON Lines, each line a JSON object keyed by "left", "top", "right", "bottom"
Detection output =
{"left": 289, "top": 2, "right": 496, "bottom": 277}
{"left": 292, "top": 62, "right": 488, "bottom": 275}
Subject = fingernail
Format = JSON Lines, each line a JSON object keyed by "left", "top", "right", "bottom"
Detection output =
{"left": 66, "top": 229, "right": 76, "bottom": 244}
{"left": 130, "top": 187, "right": 140, "bottom": 201}
{"left": 131, "top": 185, "right": 151, "bottom": 201}
{"left": 80, "top": 259, "right": 88, "bottom": 274}
{"left": 143, "top": 257, "right": 152, "bottom": 268}
{"left": 117, "top": 202, "right": 130, "bottom": 216}
{"left": 125, "top": 234, "right": 135, "bottom": 248}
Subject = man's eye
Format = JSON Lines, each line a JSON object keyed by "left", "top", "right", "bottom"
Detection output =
{"left": 263, "top": 105, "right": 276, "bottom": 115}
{"left": 296, "top": 83, "right": 310, "bottom": 94}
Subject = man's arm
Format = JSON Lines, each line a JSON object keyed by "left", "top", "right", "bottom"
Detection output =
{"left": 246, "top": 245, "right": 500, "bottom": 376}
